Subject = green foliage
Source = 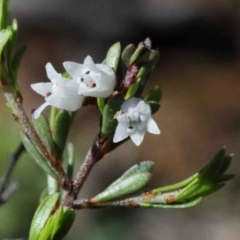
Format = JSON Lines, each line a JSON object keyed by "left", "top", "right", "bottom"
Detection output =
{"left": 101, "top": 93, "right": 124, "bottom": 137}
{"left": 21, "top": 132, "right": 58, "bottom": 179}
{"left": 38, "top": 206, "right": 75, "bottom": 240}
{"left": 93, "top": 161, "right": 153, "bottom": 202}
{"left": 52, "top": 110, "right": 71, "bottom": 158}
{"left": 29, "top": 193, "right": 60, "bottom": 240}
{"left": 105, "top": 42, "right": 121, "bottom": 71}
{"left": 32, "top": 113, "right": 56, "bottom": 156}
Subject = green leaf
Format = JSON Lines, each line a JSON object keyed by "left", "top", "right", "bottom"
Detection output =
{"left": 0, "top": 0, "right": 8, "bottom": 30}
{"left": 129, "top": 42, "right": 147, "bottom": 65}
{"left": 153, "top": 172, "right": 199, "bottom": 194}
{"left": 148, "top": 101, "right": 160, "bottom": 115}
{"left": 0, "top": 27, "right": 11, "bottom": 59}
{"left": 136, "top": 49, "right": 159, "bottom": 65}
{"left": 144, "top": 86, "right": 162, "bottom": 103}
{"left": 65, "top": 143, "right": 75, "bottom": 179}
{"left": 125, "top": 80, "right": 140, "bottom": 99}
{"left": 11, "top": 44, "right": 26, "bottom": 82}
{"left": 38, "top": 207, "right": 75, "bottom": 240}
{"left": 105, "top": 42, "right": 121, "bottom": 71}
{"left": 52, "top": 110, "right": 71, "bottom": 158}
{"left": 29, "top": 193, "right": 60, "bottom": 240}
{"left": 94, "top": 172, "right": 152, "bottom": 202}
{"left": 140, "top": 197, "right": 203, "bottom": 209}
{"left": 101, "top": 93, "right": 124, "bottom": 137}
{"left": 21, "top": 132, "right": 58, "bottom": 179}
{"left": 32, "top": 112, "right": 56, "bottom": 156}
{"left": 108, "top": 161, "right": 154, "bottom": 189}
{"left": 97, "top": 97, "right": 105, "bottom": 115}
{"left": 122, "top": 44, "right": 136, "bottom": 67}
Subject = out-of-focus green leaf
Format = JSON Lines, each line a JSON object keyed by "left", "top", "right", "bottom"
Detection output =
{"left": 141, "top": 197, "right": 203, "bottom": 209}
{"left": 148, "top": 101, "right": 160, "bottom": 115}
{"left": 11, "top": 44, "right": 26, "bottom": 82}
{"left": 105, "top": 42, "right": 121, "bottom": 71}
{"left": 52, "top": 110, "right": 71, "bottom": 158}
{"left": 29, "top": 193, "right": 59, "bottom": 240}
{"left": 101, "top": 93, "right": 124, "bottom": 137}
{"left": 21, "top": 132, "right": 58, "bottom": 179}
{"left": 144, "top": 86, "right": 162, "bottom": 103}
{"left": 32, "top": 113, "right": 55, "bottom": 156}
{"left": 97, "top": 97, "right": 105, "bottom": 115}
{"left": 122, "top": 44, "right": 136, "bottom": 67}
{"left": 0, "top": 0, "right": 8, "bottom": 30}
{"left": 38, "top": 207, "right": 75, "bottom": 240}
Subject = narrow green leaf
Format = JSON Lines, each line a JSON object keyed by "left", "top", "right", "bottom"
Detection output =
{"left": 216, "top": 174, "right": 235, "bottom": 183}
{"left": 29, "top": 193, "right": 60, "bottom": 240}
{"left": 108, "top": 161, "right": 154, "bottom": 189}
{"left": 94, "top": 172, "right": 152, "bottom": 202}
{"left": 0, "top": 0, "right": 8, "bottom": 30}
{"left": 153, "top": 173, "right": 199, "bottom": 194}
{"left": 21, "top": 132, "right": 58, "bottom": 179}
{"left": 122, "top": 44, "right": 136, "bottom": 67}
{"left": 144, "top": 86, "right": 162, "bottom": 103}
{"left": 11, "top": 44, "right": 26, "bottom": 82}
{"left": 52, "top": 207, "right": 75, "bottom": 240}
{"left": 140, "top": 197, "right": 203, "bottom": 209}
{"left": 129, "top": 42, "right": 146, "bottom": 65}
{"left": 52, "top": 110, "right": 71, "bottom": 158}
{"left": 0, "top": 28, "right": 11, "bottom": 60}
{"left": 125, "top": 80, "right": 140, "bottom": 99}
{"left": 148, "top": 101, "right": 160, "bottom": 115}
{"left": 66, "top": 143, "right": 75, "bottom": 179}
{"left": 97, "top": 97, "right": 105, "bottom": 115}
{"left": 101, "top": 93, "right": 124, "bottom": 137}
{"left": 32, "top": 112, "right": 56, "bottom": 156}
{"left": 105, "top": 42, "right": 121, "bottom": 71}
{"left": 38, "top": 207, "right": 75, "bottom": 240}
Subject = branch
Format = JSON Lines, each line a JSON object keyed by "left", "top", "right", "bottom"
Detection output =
{"left": 72, "top": 135, "right": 104, "bottom": 199}
{"left": 3, "top": 90, "right": 71, "bottom": 189}
{"left": 0, "top": 143, "right": 25, "bottom": 204}
{"left": 72, "top": 190, "right": 180, "bottom": 209}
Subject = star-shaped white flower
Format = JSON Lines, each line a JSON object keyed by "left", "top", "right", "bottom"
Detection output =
{"left": 113, "top": 97, "right": 160, "bottom": 146}
{"left": 63, "top": 56, "right": 116, "bottom": 98}
{"left": 31, "top": 63, "right": 84, "bottom": 118}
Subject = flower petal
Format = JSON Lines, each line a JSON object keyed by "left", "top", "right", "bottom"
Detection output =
{"left": 130, "top": 130, "right": 145, "bottom": 146}
{"left": 83, "top": 56, "right": 98, "bottom": 71}
{"left": 31, "top": 82, "right": 53, "bottom": 97}
{"left": 121, "top": 97, "right": 141, "bottom": 112}
{"left": 113, "top": 122, "right": 129, "bottom": 143}
{"left": 147, "top": 118, "right": 160, "bottom": 134}
{"left": 96, "top": 64, "right": 115, "bottom": 77}
{"left": 46, "top": 94, "right": 84, "bottom": 111}
{"left": 63, "top": 62, "right": 83, "bottom": 79}
{"left": 46, "top": 63, "right": 59, "bottom": 80}
{"left": 33, "top": 102, "right": 50, "bottom": 119}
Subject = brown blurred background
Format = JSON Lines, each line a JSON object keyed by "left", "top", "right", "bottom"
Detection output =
{"left": 1, "top": 0, "right": 240, "bottom": 239}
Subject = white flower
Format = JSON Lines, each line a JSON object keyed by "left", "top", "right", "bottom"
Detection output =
{"left": 31, "top": 63, "right": 84, "bottom": 118}
{"left": 63, "top": 56, "right": 116, "bottom": 98}
{"left": 113, "top": 98, "right": 160, "bottom": 146}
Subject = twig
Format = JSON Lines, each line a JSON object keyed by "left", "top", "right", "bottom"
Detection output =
{"left": 72, "top": 136, "right": 104, "bottom": 199}
{"left": 0, "top": 143, "right": 25, "bottom": 204}
{"left": 3, "top": 90, "right": 71, "bottom": 189}
{"left": 72, "top": 190, "right": 180, "bottom": 209}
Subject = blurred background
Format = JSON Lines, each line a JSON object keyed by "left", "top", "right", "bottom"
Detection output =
{"left": 1, "top": 0, "right": 240, "bottom": 239}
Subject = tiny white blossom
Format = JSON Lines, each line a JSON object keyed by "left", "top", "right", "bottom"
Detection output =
{"left": 31, "top": 63, "right": 84, "bottom": 118}
{"left": 63, "top": 56, "right": 116, "bottom": 98}
{"left": 113, "top": 97, "right": 160, "bottom": 146}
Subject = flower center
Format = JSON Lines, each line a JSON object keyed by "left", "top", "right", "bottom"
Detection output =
{"left": 79, "top": 68, "right": 98, "bottom": 89}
